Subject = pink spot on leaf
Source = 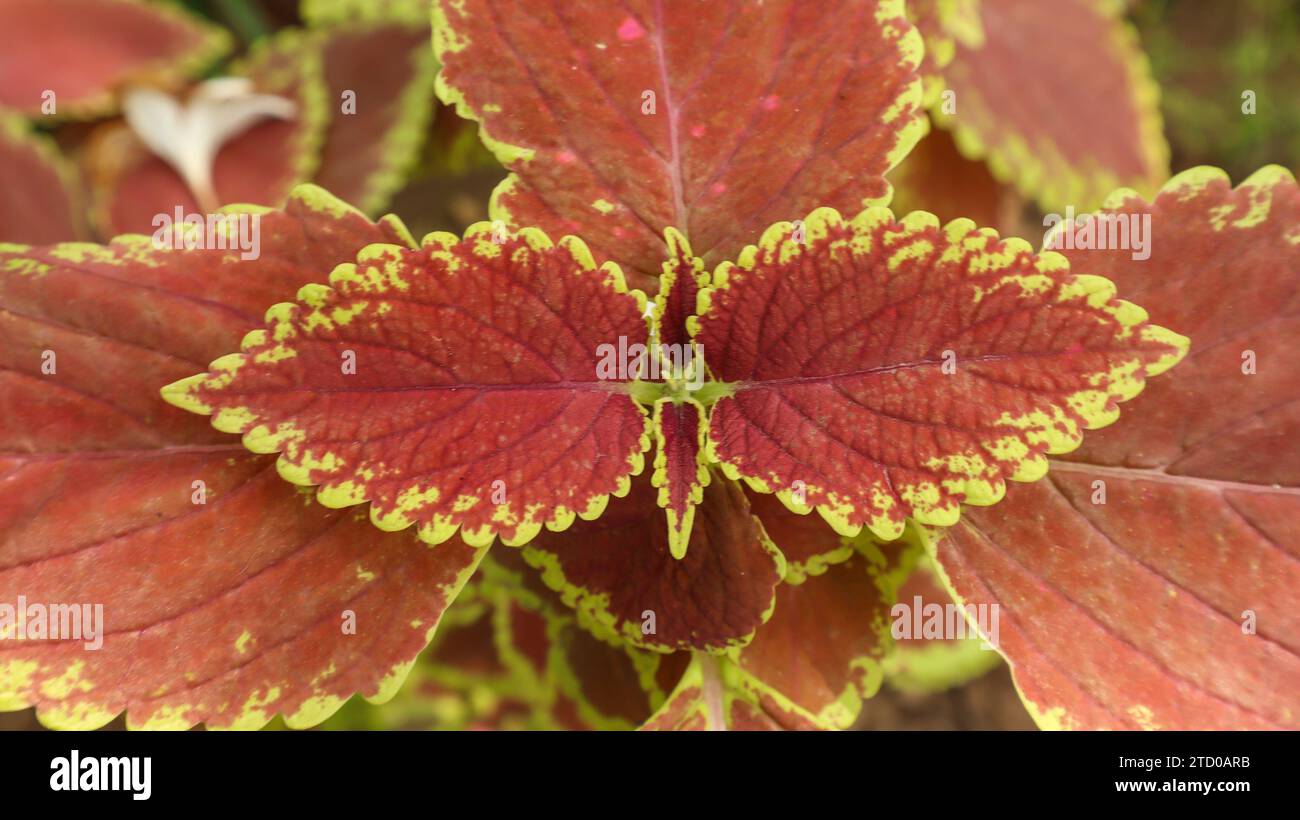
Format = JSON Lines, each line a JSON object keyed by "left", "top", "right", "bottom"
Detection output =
{"left": 617, "top": 17, "right": 645, "bottom": 41}
{"left": 710, "top": 182, "right": 727, "bottom": 196}
{"left": 689, "top": 124, "right": 706, "bottom": 138}
{"left": 761, "top": 94, "right": 781, "bottom": 111}
{"left": 556, "top": 150, "right": 576, "bottom": 164}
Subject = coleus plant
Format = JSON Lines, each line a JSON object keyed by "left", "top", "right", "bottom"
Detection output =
{"left": 0, "top": 0, "right": 1296, "bottom": 731}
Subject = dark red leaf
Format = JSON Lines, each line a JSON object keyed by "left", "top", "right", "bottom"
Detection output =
{"left": 432, "top": 0, "right": 926, "bottom": 290}
{"left": 0, "top": 187, "right": 483, "bottom": 729}
{"left": 933, "top": 166, "right": 1300, "bottom": 729}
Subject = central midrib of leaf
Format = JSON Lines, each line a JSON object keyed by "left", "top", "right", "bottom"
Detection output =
{"left": 237, "top": 380, "right": 635, "bottom": 394}
{"left": 651, "top": 0, "right": 689, "bottom": 237}
{"left": 1050, "top": 460, "right": 1300, "bottom": 496}
{"left": 728, "top": 352, "right": 1015, "bottom": 390}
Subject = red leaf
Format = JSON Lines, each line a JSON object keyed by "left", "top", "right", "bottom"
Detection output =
{"left": 0, "top": 115, "right": 84, "bottom": 243}
{"left": 736, "top": 539, "right": 919, "bottom": 728}
{"left": 907, "top": 0, "right": 1168, "bottom": 210}
{"left": 0, "top": 186, "right": 485, "bottom": 730}
{"left": 696, "top": 206, "right": 1187, "bottom": 541}
{"left": 88, "top": 31, "right": 328, "bottom": 237}
{"left": 312, "top": 22, "right": 439, "bottom": 215}
{"left": 164, "top": 225, "right": 651, "bottom": 549}
{"left": 932, "top": 166, "right": 1300, "bottom": 729}
{"left": 0, "top": 0, "right": 229, "bottom": 119}
{"left": 522, "top": 472, "right": 784, "bottom": 653}
{"left": 651, "top": 398, "right": 707, "bottom": 558}
{"left": 432, "top": 0, "right": 926, "bottom": 290}
{"left": 653, "top": 228, "right": 704, "bottom": 349}
{"left": 646, "top": 229, "right": 710, "bottom": 554}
